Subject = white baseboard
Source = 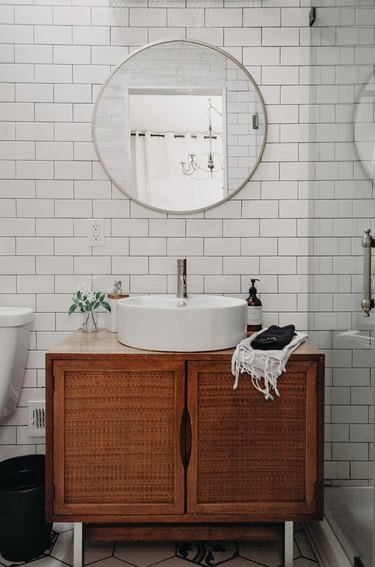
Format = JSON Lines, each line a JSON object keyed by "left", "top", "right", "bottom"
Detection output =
{"left": 304, "top": 519, "right": 352, "bottom": 567}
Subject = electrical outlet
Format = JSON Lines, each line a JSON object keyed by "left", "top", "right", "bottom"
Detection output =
{"left": 88, "top": 219, "right": 105, "bottom": 246}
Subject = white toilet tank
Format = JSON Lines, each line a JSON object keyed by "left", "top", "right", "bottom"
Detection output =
{"left": 0, "top": 307, "right": 34, "bottom": 419}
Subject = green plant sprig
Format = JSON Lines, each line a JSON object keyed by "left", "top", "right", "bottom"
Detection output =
{"left": 68, "top": 290, "right": 111, "bottom": 316}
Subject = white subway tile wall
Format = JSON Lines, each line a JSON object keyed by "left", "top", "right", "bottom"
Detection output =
{"left": 0, "top": 0, "right": 373, "bottom": 485}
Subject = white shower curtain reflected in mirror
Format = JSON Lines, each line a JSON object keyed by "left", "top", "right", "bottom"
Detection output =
{"left": 130, "top": 131, "right": 224, "bottom": 212}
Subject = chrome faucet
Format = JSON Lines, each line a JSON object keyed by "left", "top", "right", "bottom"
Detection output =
{"left": 176, "top": 258, "right": 188, "bottom": 300}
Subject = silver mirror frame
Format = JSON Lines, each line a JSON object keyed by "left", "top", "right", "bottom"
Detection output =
{"left": 93, "top": 38, "right": 268, "bottom": 215}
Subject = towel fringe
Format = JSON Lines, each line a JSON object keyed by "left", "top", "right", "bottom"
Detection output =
{"left": 231, "top": 329, "right": 308, "bottom": 400}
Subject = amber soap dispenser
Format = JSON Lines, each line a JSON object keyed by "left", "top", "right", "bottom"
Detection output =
{"left": 246, "top": 278, "right": 262, "bottom": 332}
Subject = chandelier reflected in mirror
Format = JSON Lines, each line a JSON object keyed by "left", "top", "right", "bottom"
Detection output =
{"left": 180, "top": 98, "right": 224, "bottom": 180}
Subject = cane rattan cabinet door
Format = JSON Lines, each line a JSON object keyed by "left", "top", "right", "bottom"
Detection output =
{"left": 186, "top": 359, "right": 323, "bottom": 520}
{"left": 51, "top": 358, "right": 185, "bottom": 519}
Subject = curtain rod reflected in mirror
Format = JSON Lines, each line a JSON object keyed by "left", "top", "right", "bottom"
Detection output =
{"left": 129, "top": 134, "right": 220, "bottom": 140}
{"left": 93, "top": 39, "right": 268, "bottom": 214}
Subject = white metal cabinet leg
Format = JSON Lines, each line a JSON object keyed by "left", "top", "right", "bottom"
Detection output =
{"left": 73, "top": 522, "right": 83, "bottom": 567}
{"left": 283, "top": 521, "right": 293, "bottom": 567}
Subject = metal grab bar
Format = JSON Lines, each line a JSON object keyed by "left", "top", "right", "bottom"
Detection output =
{"left": 361, "top": 228, "right": 375, "bottom": 317}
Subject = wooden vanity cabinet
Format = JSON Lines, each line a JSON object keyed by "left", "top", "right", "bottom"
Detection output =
{"left": 45, "top": 331, "right": 324, "bottom": 540}
{"left": 48, "top": 357, "right": 185, "bottom": 518}
{"left": 187, "top": 358, "right": 322, "bottom": 519}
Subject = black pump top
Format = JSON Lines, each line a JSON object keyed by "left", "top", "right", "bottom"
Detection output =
{"left": 249, "top": 278, "right": 259, "bottom": 296}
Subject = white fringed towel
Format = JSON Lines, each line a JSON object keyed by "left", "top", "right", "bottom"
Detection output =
{"left": 231, "top": 328, "right": 308, "bottom": 400}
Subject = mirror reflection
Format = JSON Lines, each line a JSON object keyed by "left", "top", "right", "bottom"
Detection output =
{"left": 129, "top": 93, "right": 224, "bottom": 211}
{"left": 93, "top": 40, "right": 267, "bottom": 213}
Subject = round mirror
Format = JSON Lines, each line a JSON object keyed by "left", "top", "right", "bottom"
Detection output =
{"left": 354, "top": 69, "right": 375, "bottom": 179}
{"left": 93, "top": 39, "right": 267, "bottom": 214}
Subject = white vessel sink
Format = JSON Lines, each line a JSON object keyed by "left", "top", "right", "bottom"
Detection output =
{"left": 117, "top": 295, "right": 247, "bottom": 352}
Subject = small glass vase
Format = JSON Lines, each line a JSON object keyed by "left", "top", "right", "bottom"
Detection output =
{"left": 82, "top": 310, "right": 98, "bottom": 333}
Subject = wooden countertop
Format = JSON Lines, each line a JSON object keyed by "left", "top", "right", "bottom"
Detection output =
{"left": 48, "top": 329, "right": 322, "bottom": 359}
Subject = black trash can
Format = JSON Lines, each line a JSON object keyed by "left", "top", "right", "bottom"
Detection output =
{"left": 0, "top": 454, "right": 53, "bottom": 562}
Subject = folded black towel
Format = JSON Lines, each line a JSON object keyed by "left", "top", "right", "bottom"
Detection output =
{"left": 250, "top": 325, "right": 296, "bottom": 350}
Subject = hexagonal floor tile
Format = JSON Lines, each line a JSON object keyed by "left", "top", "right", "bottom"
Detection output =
{"left": 145, "top": 558, "right": 196, "bottom": 567}
{"left": 4, "top": 529, "right": 318, "bottom": 567}
{"left": 88, "top": 557, "right": 134, "bottom": 567}
{"left": 292, "top": 558, "right": 318, "bottom": 566}
{"left": 237, "top": 540, "right": 282, "bottom": 567}
{"left": 85, "top": 541, "right": 115, "bottom": 565}
{"left": 294, "top": 531, "right": 317, "bottom": 561}
{"left": 0, "top": 552, "right": 62, "bottom": 567}
{"left": 49, "top": 527, "right": 74, "bottom": 565}
{"left": 213, "top": 558, "right": 275, "bottom": 567}
{"left": 114, "top": 541, "right": 175, "bottom": 566}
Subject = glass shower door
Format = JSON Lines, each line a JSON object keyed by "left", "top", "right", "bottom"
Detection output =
{"left": 308, "top": 3, "right": 375, "bottom": 567}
